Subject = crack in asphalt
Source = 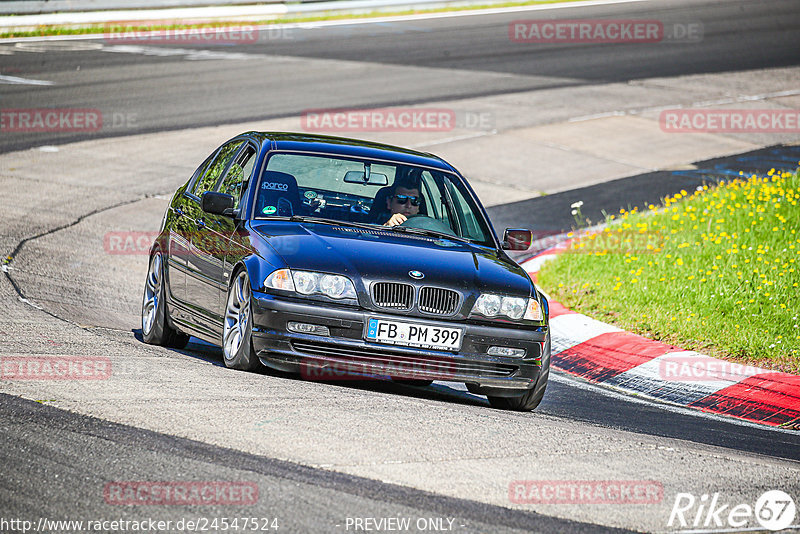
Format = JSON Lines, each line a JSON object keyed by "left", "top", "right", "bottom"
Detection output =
{"left": 2, "top": 192, "right": 171, "bottom": 302}
{"left": 0, "top": 192, "right": 180, "bottom": 357}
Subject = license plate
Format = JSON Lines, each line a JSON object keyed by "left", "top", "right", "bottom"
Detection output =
{"left": 365, "top": 318, "right": 463, "bottom": 351}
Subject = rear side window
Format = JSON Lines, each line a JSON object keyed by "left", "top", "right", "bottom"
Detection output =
{"left": 218, "top": 144, "right": 257, "bottom": 209}
{"left": 186, "top": 155, "right": 213, "bottom": 195}
{"left": 193, "top": 140, "right": 244, "bottom": 197}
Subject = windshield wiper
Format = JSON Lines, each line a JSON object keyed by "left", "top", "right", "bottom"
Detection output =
{"left": 388, "top": 225, "right": 471, "bottom": 244}
{"left": 276, "top": 215, "right": 473, "bottom": 243}
{"left": 287, "top": 215, "right": 380, "bottom": 232}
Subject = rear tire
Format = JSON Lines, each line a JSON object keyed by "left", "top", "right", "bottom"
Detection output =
{"left": 141, "top": 251, "right": 190, "bottom": 349}
{"left": 222, "top": 269, "right": 262, "bottom": 371}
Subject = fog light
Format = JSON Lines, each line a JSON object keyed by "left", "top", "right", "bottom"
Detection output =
{"left": 287, "top": 322, "right": 330, "bottom": 336}
{"left": 487, "top": 346, "right": 526, "bottom": 358}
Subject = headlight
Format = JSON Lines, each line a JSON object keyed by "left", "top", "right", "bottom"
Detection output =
{"left": 293, "top": 271, "right": 317, "bottom": 295}
{"left": 265, "top": 269, "right": 356, "bottom": 300}
{"left": 472, "top": 294, "right": 542, "bottom": 321}
{"left": 474, "top": 294, "right": 502, "bottom": 316}
{"left": 319, "top": 274, "right": 350, "bottom": 299}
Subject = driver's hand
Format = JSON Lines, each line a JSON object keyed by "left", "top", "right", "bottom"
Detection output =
{"left": 384, "top": 213, "right": 407, "bottom": 227}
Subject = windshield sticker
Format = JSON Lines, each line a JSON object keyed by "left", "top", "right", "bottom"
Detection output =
{"left": 304, "top": 190, "right": 317, "bottom": 199}
{"left": 262, "top": 206, "right": 277, "bottom": 215}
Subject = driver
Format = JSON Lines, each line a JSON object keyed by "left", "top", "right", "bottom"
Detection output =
{"left": 384, "top": 182, "right": 421, "bottom": 226}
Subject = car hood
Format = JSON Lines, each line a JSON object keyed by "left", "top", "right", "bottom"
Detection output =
{"left": 251, "top": 221, "right": 533, "bottom": 296}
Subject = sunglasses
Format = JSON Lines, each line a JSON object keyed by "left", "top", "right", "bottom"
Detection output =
{"left": 393, "top": 194, "right": 421, "bottom": 206}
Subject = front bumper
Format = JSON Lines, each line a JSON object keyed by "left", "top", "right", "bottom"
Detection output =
{"left": 251, "top": 291, "right": 549, "bottom": 392}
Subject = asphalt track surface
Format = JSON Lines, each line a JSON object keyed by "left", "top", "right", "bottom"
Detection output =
{"left": 1, "top": 0, "right": 799, "bottom": 153}
{"left": 1, "top": 0, "right": 800, "bottom": 532}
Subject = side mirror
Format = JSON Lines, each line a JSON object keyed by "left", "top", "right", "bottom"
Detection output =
{"left": 202, "top": 191, "right": 235, "bottom": 216}
{"left": 503, "top": 228, "right": 533, "bottom": 251}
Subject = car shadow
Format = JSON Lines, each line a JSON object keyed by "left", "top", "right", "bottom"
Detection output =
{"left": 132, "top": 329, "right": 490, "bottom": 408}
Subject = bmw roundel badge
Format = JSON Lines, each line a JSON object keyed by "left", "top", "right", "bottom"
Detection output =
{"left": 409, "top": 270, "right": 424, "bottom": 280}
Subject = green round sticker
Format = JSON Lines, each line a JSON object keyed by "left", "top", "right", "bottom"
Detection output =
{"left": 262, "top": 206, "right": 277, "bottom": 215}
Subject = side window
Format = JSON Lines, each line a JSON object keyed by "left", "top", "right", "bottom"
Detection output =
{"left": 192, "top": 140, "right": 244, "bottom": 197}
{"left": 186, "top": 154, "right": 214, "bottom": 195}
{"left": 445, "top": 180, "right": 488, "bottom": 242}
{"left": 219, "top": 145, "right": 256, "bottom": 209}
{"left": 420, "top": 171, "right": 443, "bottom": 221}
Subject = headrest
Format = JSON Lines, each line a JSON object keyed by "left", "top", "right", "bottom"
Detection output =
{"left": 260, "top": 171, "right": 298, "bottom": 194}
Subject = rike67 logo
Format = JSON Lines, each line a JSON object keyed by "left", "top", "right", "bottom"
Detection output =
{"left": 668, "top": 490, "right": 796, "bottom": 532}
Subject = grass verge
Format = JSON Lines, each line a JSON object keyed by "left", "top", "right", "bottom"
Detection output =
{"left": 0, "top": 0, "right": 582, "bottom": 39}
{"left": 537, "top": 168, "right": 800, "bottom": 374}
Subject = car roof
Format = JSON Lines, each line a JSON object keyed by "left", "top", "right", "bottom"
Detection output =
{"left": 243, "top": 132, "right": 458, "bottom": 173}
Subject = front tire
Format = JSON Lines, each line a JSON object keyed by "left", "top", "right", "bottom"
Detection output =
{"left": 487, "top": 380, "right": 547, "bottom": 411}
{"left": 488, "top": 333, "right": 550, "bottom": 411}
{"left": 222, "top": 269, "right": 262, "bottom": 371}
{"left": 141, "top": 251, "right": 189, "bottom": 349}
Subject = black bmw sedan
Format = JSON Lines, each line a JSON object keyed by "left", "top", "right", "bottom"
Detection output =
{"left": 142, "top": 132, "right": 550, "bottom": 410}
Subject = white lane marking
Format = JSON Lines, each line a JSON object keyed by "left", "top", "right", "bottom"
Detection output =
{"left": 549, "top": 313, "right": 623, "bottom": 354}
{"left": 100, "top": 44, "right": 257, "bottom": 61}
{"left": 0, "top": 0, "right": 652, "bottom": 44}
{"left": 5, "top": 40, "right": 258, "bottom": 61}
{"left": 14, "top": 41, "right": 103, "bottom": 53}
{"left": 0, "top": 74, "right": 54, "bottom": 85}
{"left": 410, "top": 129, "right": 497, "bottom": 148}
{"left": 568, "top": 88, "right": 800, "bottom": 122}
{"left": 522, "top": 253, "right": 558, "bottom": 274}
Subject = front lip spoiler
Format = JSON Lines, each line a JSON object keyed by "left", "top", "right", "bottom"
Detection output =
{"left": 250, "top": 291, "right": 546, "bottom": 390}
{"left": 254, "top": 334, "right": 533, "bottom": 386}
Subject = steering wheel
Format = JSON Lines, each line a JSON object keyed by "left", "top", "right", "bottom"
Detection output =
{"left": 399, "top": 214, "right": 456, "bottom": 236}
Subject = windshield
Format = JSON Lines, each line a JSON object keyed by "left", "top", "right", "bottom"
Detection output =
{"left": 253, "top": 152, "right": 494, "bottom": 245}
